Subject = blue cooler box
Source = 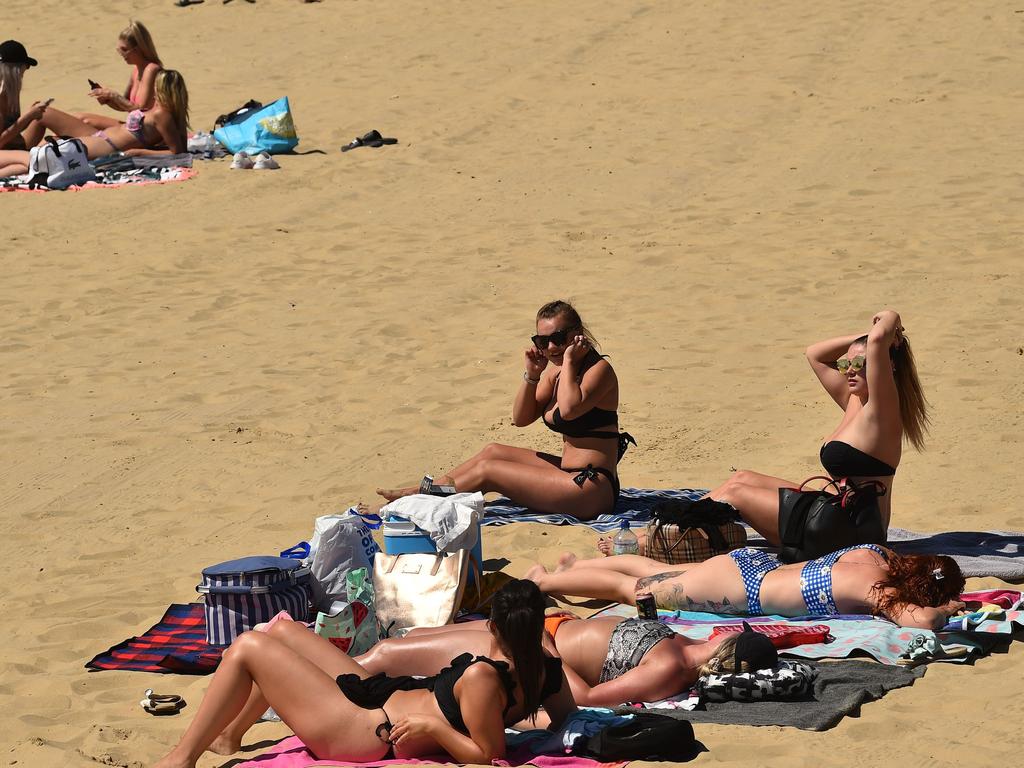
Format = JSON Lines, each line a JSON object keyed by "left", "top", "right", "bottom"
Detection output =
{"left": 383, "top": 517, "right": 483, "bottom": 582}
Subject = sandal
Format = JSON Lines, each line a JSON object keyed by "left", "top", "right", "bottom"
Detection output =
{"left": 140, "top": 689, "right": 185, "bottom": 716}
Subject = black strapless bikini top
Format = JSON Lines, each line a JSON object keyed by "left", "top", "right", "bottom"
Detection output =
{"left": 820, "top": 441, "right": 896, "bottom": 478}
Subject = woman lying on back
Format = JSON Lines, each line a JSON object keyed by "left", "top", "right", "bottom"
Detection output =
{"left": 152, "top": 580, "right": 574, "bottom": 768}
{"left": 527, "top": 546, "right": 966, "bottom": 629}
{"left": 0, "top": 69, "right": 189, "bottom": 175}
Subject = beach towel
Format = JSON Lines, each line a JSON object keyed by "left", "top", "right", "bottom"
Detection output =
{"left": 483, "top": 488, "right": 1024, "bottom": 580}
{"left": 594, "top": 590, "right": 1024, "bottom": 666}
{"left": 84, "top": 603, "right": 223, "bottom": 674}
{"left": 0, "top": 163, "right": 195, "bottom": 193}
{"left": 618, "top": 660, "right": 925, "bottom": 731}
{"left": 483, "top": 488, "right": 704, "bottom": 532}
{"left": 233, "top": 735, "right": 627, "bottom": 768}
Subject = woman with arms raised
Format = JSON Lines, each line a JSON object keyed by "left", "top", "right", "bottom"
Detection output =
{"left": 0, "top": 69, "right": 189, "bottom": 174}
{"left": 602, "top": 309, "right": 925, "bottom": 554}
{"left": 527, "top": 545, "right": 966, "bottom": 630}
{"left": 78, "top": 21, "right": 163, "bottom": 129}
{"left": 152, "top": 580, "right": 574, "bottom": 768}
{"left": 378, "top": 300, "right": 633, "bottom": 519}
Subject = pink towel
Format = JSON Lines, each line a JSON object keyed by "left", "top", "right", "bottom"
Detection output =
{"left": 961, "top": 589, "right": 1022, "bottom": 609}
{"left": 234, "top": 736, "right": 626, "bottom": 768}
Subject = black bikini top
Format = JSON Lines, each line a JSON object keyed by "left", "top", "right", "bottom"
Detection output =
{"left": 820, "top": 441, "right": 897, "bottom": 478}
{"left": 434, "top": 653, "right": 562, "bottom": 732}
{"left": 542, "top": 352, "right": 619, "bottom": 440}
{"left": 337, "top": 653, "right": 563, "bottom": 734}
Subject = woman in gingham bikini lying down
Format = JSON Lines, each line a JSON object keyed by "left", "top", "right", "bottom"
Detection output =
{"left": 526, "top": 545, "right": 968, "bottom": 630}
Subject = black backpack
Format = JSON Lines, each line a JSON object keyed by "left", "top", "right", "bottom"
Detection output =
{"left": 574, "top": 712, "right": 697, "bottom": 762}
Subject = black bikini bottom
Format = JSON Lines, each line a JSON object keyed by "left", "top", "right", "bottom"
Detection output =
{"left": 563, "top": 464, "right": 620, "bottom": 509}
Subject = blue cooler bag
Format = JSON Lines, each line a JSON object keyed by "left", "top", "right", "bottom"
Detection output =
{"left": 213, "top": 97, "right": 299, "bottom": 155}
{"left": 197, "top": 556, "right": 312, "bottom": 646}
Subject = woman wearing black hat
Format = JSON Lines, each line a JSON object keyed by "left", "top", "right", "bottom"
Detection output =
{"left": 0, "top": 40, "right": 46, "bottom": 162}
{"left": 353, "top": 613, "right": 766, "bottom": 711}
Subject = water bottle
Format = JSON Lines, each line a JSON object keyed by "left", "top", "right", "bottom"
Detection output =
{"left": 612, "top": 521, "right": 639, "bottom": 556}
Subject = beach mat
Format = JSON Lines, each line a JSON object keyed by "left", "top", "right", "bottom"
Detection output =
{"left": 622, "top": 660, "right": 925, "bottom": 731}
{"left": 594, "top": 590, "right": 1024, "bottom": 665}
{"left": 85, "top": 603, "right": 222, "bottom": 674}
{"left": 483, "top": 487, "right": 704, "bottom": 532}
{"left": 483, "top": 487, "right": 1024, "bottom": 579}
{"left": 234, "top": 735, "right": 627, "bottom": 768}
{"left": 0, "top": 164, "right": 196, "bottom": 193}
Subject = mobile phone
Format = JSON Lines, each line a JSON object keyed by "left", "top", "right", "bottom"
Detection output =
{"left": 42, "top": 98, "right": 54, "bottom": 107}
{"left": 88, "top": 79, "right": 101, "bottom": 90}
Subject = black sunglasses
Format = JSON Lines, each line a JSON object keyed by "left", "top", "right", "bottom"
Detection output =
{"left": 531, "top": 328, "right": 574, "bottom": 350}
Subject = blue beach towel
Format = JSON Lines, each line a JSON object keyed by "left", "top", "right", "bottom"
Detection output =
{"left": 482, "top": 487, "right": 706, "bottom": 532}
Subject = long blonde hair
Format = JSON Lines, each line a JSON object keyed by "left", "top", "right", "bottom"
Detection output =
{"left": 155, "top": 69, "right": 190, "bottom": 139}
{"left": 120, "top": 20, "right": 162, "bottom": 66}
{"left": 855, "top": 334, "right": 930, "bottom": 450}
{"left": 0, "top": 62, "right": 25, "bottom": 120}
{"left": 697, "top": 636, "right": 751, "bottom": 677}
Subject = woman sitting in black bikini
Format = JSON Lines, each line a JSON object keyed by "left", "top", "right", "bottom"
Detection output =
{"left": 706, "top": 309, "right": 926, "bottom": 546}
{"left": 152, "top": 580, "right": 574, "bottom": 768}
{"left": 378, "top": 300, "right": 633, "bottom": 520}
{"left": 602, "top": 309, "right": 925, "bottom": 553}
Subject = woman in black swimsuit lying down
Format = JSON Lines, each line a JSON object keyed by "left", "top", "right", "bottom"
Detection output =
{"left": 378, "top": 300, "right": 633, "bottom": 520}
{"left": 152, "top": 580, "right": 574, "bottom": 768}
{"left": 602, "top": 309, "right": 926, "bottom": 553}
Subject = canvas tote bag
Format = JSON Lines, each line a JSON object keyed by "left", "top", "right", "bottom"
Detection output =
{"left": 372, "top": 550, "right": 478, "bottom": 637}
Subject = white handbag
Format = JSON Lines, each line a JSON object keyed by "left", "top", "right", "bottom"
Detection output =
{"left": 372, "top": 550, "right": 479, "bottom": 637}
{"left": 28, "top": 137, "right": 96, "bottom": 190}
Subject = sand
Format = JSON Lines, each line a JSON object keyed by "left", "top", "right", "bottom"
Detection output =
{"left": 2, "top": 0, "right": 1023, "bottom": 765}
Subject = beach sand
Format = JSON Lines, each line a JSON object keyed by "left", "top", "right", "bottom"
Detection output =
{"left": 2, "top": 0, "right": 1022, "bottom": 765}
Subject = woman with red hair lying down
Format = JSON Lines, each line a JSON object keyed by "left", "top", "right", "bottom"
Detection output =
{"left": 526, "top": 545, "right": 967, "bottom": 629}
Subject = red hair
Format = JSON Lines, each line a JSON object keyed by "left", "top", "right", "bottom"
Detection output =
{"left": 871, "top": 553, "right": 964, "bottom": 619}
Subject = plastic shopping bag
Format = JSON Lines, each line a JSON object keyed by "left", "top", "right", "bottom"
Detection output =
{"left": 213, "top": 96, "right": 299, "bottom": 155}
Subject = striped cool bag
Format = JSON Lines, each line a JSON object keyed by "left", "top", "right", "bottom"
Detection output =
{"left": 197, "top": 556, "right": 312, "bottom": 646}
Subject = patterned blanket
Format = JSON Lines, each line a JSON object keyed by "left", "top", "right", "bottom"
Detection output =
{"left": 594, "top": 589, "right": 1024, "bottom": 666}
{"left": 0, "top": 163, "right": 195, "bottom": 193}
{"left": 483, "top": 487, "right": 704, "bottom": 532}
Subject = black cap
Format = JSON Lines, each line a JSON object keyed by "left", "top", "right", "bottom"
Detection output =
{"left": 0, "top": 40, "right": 37, "bottom": 67}
{"left": 733, "top": 621, "right": 778, "bottom": 671}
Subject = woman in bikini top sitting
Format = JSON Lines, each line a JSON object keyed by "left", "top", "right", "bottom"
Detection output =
{"left": 77, "top": 20, "right": 164, "bottom": 130}
{"left": 152, "top": 580, "right": 574, "bottom": 768}
{"left": 356, "top": 608, "right": 761, "bottom": 709}
{"left": 527, "top": 545, "right": 967, "bottom": 629}
{"left": 0, "top": 69, "right": 189, "bottom": 173}
{"left": 604, "top": 309, "right": 926, "bottom": 554}
{"left": 377, "top": 300, "right": 634, "bottom": 520}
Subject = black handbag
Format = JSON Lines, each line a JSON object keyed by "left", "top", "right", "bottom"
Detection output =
{"left": 777, "top": 476, "right": 887, "bottom": 564}
{"left": 573, "top": 712, "right": 697, "bottom": 762}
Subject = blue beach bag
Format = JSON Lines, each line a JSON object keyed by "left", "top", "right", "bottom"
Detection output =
{"left": 213, "top": 97, "right": 299, "bottom": 155}
{"left": 197, "top": 556, "right": 312, "bottom": 646}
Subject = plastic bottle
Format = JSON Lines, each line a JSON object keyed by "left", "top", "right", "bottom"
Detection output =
{"left": 612, "top": 521, "right": 639, "bottom": 556}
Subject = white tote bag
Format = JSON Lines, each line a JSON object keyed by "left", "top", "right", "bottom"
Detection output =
{"left": 28, "top": 137, "right": 96, "bottom": 190}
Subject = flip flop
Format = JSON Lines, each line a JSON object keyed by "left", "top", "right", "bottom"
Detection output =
{"left": 140, "top": 689, "right": 185, "bottom": 716}
{"left": 341, "top": 130, "right": 399, "bottom": 152}
{"left": 175, "top": 0, "right": 205, "bottom": 6}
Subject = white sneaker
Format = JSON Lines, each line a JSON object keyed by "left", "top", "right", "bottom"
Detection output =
{"left": 230, "top": 151, "right": 254, "bottom": 170}
{"left": 252, "top": 152, "right": 280, "bottom": 170}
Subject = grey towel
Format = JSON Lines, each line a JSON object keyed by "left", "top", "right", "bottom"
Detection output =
{"left": 621, "top": 660, "right": 925, "bottom": 731}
